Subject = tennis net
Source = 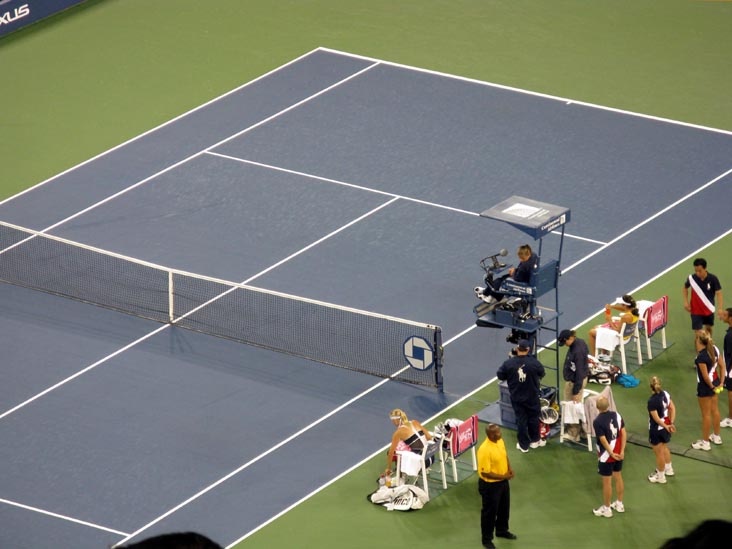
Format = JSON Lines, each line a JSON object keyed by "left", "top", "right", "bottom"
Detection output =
{"left": 0, "top": 221, "right": 443, "bottom": 388}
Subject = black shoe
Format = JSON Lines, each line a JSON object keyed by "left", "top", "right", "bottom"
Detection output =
{"left": 496, "top": 531, "right": 518, "bottom": 540}
{"left": 483, "top": 542, "right": 496, "bottom": 549}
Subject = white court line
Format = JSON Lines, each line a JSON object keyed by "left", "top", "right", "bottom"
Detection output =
{"left": 112, "top": 377, "right": 395, "bottom": 547}
{"left": 205, "top": 151, "right": 479, "bottom": 217}
{"left": 0, "top": 324, "right": 169, "bottom": 421}
{"left": 319, "top": 47, "right": 732, "bottom": 138}
{"left": 0, "top": 62, "right": 380, "bottom": 252}
{"left": 133, "top": 162, "right": 732, "bottom": 547}
{"left": 425, "top": 165, "right": 732, "bottom": 347}
{"left": 569, "top": 225, "right": 732, "bottom": 332}
{"left": 1, "top": 197, "right": 402, "bottom": 536}
{"left": 0, "top": 195, "right": 398, "bottom": 422}
{"left": 3, "top": 49, "right": 730, "bottom": 540}
{"left": 0, "top": 48, "right": 326, "bottom": 208}
{"left": 206, "top": 151, "right": 605, "bottom": 244}
{"left": 0, "top": 497, "right": 129, "bottom": 537}
{"left": 561, "top": 166, "right": 732, "bottom": 273}
{"left": 552, "top": 231, "right": 607, "bottom": 246}
{"left": 226, "top": 225, "right": 732, "bottom": 549}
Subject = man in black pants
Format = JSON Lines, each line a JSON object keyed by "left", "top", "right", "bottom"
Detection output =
{"left": 496, "top": 339, "right": 546, "bottom": 452}
{"left": 477, "top": 424, "right": 517, "bottom": 549}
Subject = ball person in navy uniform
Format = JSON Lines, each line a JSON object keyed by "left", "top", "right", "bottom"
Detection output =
{"left": 592, "top": 396, "right": 626, "bottom": 518}
{"left": 647, "top": 376, "right": 676, "bottom": 484}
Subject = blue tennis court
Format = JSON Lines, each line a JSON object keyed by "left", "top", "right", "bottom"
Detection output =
{"left": 2, "top": 48, "right": 732, "bottom": 548}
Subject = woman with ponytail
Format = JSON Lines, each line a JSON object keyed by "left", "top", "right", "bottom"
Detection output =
{"left": 385, "top": 409, "right": 433, "bottom": 476}
{"left": 647, "top": 376, "right": 675, "bottom": 483}
{"left": 589, "top": 294, "right": 640, "bottom": 357}
{"left": 691, "top": 331, "right": 723, "bottom": 451}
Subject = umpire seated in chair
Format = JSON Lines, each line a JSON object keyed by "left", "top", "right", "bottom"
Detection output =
{"left": 475, "top": 244, "right": 539, "bottom": 310}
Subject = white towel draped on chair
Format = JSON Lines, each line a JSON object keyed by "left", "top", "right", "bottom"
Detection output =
{"left": 396, "top": 450, "right": 424, "bottom": 476}
{"left": 561, "top": 401, "right": 586, "bottom": 424}
{"left": 595, "top": 327, "right": 621, "bottom": 353}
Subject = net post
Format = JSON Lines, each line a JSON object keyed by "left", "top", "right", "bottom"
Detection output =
{"left": 433, "top": 327, "right": 444, "bottom": 392}
{"left": 168, "top": 271, "right": 174, "bottom": 323}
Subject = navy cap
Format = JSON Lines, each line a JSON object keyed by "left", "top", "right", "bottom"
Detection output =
{"left": 517, "top": 339, "right": 531, "bottom": 351}
{"left": 557, "top": 329, "right": 574, "bottom": 346}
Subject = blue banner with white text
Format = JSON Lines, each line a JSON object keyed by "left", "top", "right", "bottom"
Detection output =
{"left": 0, "top": 0, "right": 89, "bottom": 38}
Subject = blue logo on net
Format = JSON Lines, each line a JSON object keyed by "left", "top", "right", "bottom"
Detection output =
{"left": 403, "top": 336, "right": 434, "bottom": 371}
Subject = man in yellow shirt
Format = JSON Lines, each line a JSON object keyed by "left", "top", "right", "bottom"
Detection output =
{"left": 477, "top": 424, "right": 517, "bottom": 548}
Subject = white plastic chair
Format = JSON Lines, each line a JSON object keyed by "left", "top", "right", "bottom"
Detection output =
{"left": 395, "top": 440, "right": 446, "bottom": 498}
{"left": 595, "top": 320, "right": 642, "bottom": 374}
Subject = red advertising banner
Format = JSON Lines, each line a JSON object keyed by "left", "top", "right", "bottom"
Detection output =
{"left": 645, "top": 296, "right": 668, "bottom": 338}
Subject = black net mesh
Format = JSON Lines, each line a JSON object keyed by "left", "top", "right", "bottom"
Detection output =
{"left": 0, "top": 222, "right": 442, "bottom": 387}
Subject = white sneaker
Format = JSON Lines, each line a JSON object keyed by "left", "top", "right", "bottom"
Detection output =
{"left": 648, "top": 471, "right": 667, "bottom": 484}
{"left": 664, "top": 465, "right": 675, "bottom": 477}
{"left": 691, "top": 439, "right": 711, "bottom": 451}
{"left": 529, "top": 439, "right": 546, "bottom": 449}
{"left": 720, "top": 418, "right": 732, "bottom": 428}
{"left": 709, "top": 433, "right": 723, "bottom": 445}
{"left": 610, "top": 501, "right": 625, "bottom": 513}
{"left": 593, "top": 505, "right": 612, "bottom": 518}
{"left": 516, "top": 442, "right": 529, "bottom": 453}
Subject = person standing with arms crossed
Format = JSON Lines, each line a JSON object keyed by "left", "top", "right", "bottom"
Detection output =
{"left": 683, "top": 258, "right": 723, "bottom": 343}
{"left": 477, "top": 424, "right": 517, "bottom": 549}
{"left": 496, "top": 339, "right": 546, "bottom": 453}
{"left": 592, "top": 396, "right": 626, "bottom": 517}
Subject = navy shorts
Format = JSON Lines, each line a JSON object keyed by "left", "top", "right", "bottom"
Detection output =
{"left": 725, "top": 375, "right": 732, "bottom": 391}
{"left": 649, "top": 428, "right": 671, "bottom": 446}
{"left": 697, "top": 378, "right": 722, "bottom": 398}
{"left": 597, "top": 460, "right": 623, "bottom": 476}
{"left": 691, "top": 314, "right": 714, "bottom": 330}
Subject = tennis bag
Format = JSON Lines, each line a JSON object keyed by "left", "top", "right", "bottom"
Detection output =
{"left": 588, "top": 363, "right": 621, "bottom": 385}
{"left": 367, "top": 484, "right": 430, "bottom": 511}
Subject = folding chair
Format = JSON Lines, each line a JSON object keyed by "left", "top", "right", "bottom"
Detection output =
{"left": 395, "top": 440, "right": 446, "bottom": 498}
{"left": 442, "top": 415, "right": 478, "bottom": 483}
{"left": 595, "top": 320, "right": 643, "bottom": 374}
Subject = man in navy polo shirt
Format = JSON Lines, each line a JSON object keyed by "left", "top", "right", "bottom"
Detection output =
{"left": 592, "top": 396, "right": 626, "bottom": 518}
{"left": 496, "top": 339, "right": 546, "bottom": 453}
{"left": 683, "top": 257, "right": 723, "bottom": 343}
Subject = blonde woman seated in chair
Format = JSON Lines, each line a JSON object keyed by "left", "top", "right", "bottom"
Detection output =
{"left": 385, "top": 409, "right": 433, "bottom": 477}
{"left": 589, "top": 295, "right": 640, "bottom": 359}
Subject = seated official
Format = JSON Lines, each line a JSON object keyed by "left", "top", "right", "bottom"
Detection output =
{"left": 476, "top": 244, "right": 539, "bottom": 305}
{"left": 385, "top": 408, "right": 433, "bottom": 476}
{"left": 589, "top": 294, "right": 639, "bottom": 357}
